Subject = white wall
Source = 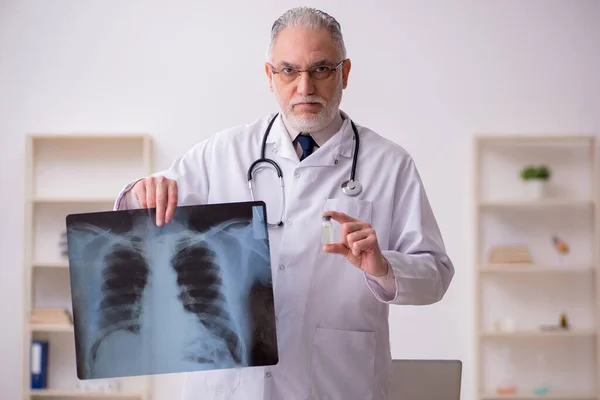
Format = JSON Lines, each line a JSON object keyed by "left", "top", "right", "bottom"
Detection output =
{"left": 1, "top": 1, "right": 599, "bottom": 399}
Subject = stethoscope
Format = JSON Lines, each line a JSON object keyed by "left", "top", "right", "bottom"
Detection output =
{"left": 247, "top": 113, "right": 362, "bottom": 227}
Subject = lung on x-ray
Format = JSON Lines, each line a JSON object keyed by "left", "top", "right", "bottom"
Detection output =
{"left": 65, "top": 201, "right": 278, "bottom": 380}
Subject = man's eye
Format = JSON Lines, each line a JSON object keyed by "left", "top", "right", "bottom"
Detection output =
{"left": 314, "top": 67, "right": 328, "bottom": 73}
{"left": 282, "top": 68, "right": 296, "bottom": 75}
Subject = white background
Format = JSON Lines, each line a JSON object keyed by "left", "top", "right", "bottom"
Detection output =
{"left": 1, "top": 1, "right": 599, "bottom": 399}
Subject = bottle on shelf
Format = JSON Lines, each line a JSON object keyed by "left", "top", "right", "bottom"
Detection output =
{"left": 559, "top": 312, "right": 569, "bottom": 329}
{"left": 532, "top": 352, "right": 550, "bottom": 396}
{"left": 496, "top": 345, "right": 517, "bottom": 396}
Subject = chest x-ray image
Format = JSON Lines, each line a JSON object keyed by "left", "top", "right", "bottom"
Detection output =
{"left": 65, "top": 201, "right": 278, "bottom": 380}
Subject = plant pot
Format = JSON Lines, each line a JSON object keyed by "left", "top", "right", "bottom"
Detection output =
{"left": 523, "top": 179, "right": 547, "bottom": 200}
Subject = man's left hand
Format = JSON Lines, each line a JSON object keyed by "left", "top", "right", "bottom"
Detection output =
{"left": 322, "top": 211, "right": 389, "bottom": 277}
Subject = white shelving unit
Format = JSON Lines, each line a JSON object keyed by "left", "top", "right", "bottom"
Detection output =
{"left": 22, "top": 134, "right": 154, "bottom": 400}
{"left": 474, "top": 135, "right": 599, "bottom": 400}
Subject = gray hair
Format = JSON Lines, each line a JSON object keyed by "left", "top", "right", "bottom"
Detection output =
{"left": 266, "top": 7, "right": 347, "bottom": 62}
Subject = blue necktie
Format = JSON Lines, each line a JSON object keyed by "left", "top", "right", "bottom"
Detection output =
{"left": 297, "top": 134, "right": 316, "bottom": 161}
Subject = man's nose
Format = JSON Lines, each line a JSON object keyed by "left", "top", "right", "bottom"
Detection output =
{"left": 296, "top": 72, "right": 315, "bottom": 96}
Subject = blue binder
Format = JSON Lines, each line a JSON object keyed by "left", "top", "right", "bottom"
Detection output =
{"left": 30, "top": 340, "right": 48, "bottom": 389}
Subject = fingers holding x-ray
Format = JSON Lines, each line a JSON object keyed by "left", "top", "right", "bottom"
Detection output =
{"left": 132, "top": 176, "right": 179, "bottom": 226}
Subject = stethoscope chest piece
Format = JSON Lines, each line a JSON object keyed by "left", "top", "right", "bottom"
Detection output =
{"left": 341, "top": 179, "right": 362, "bottom": 196}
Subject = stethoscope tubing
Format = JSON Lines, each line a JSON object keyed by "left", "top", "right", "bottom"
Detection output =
{"left": 247, "top": 112, "right": 360, "bottom": 227}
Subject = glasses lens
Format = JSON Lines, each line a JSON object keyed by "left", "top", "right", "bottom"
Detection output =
{"left": 310, "top": 69, "right": 331, "bottom": 80}
{"left": 275, "top": 66, "right": 337, "bottom": 82}
{"left": 281, "top": 72, "right": 297, "bottom": 82}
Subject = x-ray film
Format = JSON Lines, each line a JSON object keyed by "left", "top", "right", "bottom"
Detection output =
{"left": 65, "top": 201, "right": 278, "bottom": 379}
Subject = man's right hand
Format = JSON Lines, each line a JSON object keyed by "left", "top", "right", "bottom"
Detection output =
{"left": 132, "top": 176, "right": 178, "bottom": 226}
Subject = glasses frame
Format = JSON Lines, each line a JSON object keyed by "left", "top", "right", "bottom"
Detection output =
{"left": 269, "top": 60, "right": 346, "bottom": 82}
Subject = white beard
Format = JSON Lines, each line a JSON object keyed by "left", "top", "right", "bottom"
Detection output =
{"left": 274, "top": 76, "right": 343, "bottom": 133}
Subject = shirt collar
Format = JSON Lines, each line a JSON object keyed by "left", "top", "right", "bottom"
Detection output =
{"left": 264, "top": 110, "right": 355, "bottom": 160}
{"left": 282, "top": 111, "right": 344, "bottom": 147}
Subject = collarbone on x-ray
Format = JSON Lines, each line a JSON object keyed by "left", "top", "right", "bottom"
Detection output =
{"left": 66, "top": 204, "right": 277, "bottom": 380}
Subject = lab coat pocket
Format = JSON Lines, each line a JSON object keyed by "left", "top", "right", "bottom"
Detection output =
{"left": 310, "top": 327, "right": 376, "bottom": 400}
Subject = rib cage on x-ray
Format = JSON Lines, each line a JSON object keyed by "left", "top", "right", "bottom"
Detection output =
{"left": 170, "top": 237, "right": 244, "bottom": 365}
{"left": 67, "top": 204, "right": 277, "bottom": 380}
{"left": 90, "top": 239, "right": 149, "bottom": 366}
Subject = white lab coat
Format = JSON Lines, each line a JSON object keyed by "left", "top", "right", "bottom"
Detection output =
{"left": 114, "top": 110, "right": 454, "bottom": 400}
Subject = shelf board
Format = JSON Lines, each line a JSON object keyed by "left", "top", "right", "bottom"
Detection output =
{"left": 479, "top": 199, "right": 594, "bottom": 209}
{"left": 30, "top": 134, "right": 150, "bottom": 140}
{"left": 29, "top": 389, "right": 144, "bottom": 398}
{"left": 31, "top": 196, "right": 116, "bottom": 204}
{"left": 476, "top": 134, "right": 595, "bottom": 144}
{"left": 480, "top": 264, "right": 595, "bottom": 273}
{"left": 33, "top": 261, "right": 69, "bottom": 269}
{"left": 481, "top": 329, "right": 595, "bottom": 338}
{"left": 30, "top": 323, "right": 74, "bottom": 332}
{"left": 481, "top": 392, "right": 596, "bottom": 399}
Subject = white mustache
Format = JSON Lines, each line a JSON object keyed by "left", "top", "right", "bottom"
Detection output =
{"left": 290, "top": 96, "right": 326, "bottom": 107}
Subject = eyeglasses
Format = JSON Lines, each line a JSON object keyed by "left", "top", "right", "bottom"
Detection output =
{"left": 270, "top": 60, "right": 345, "bottom": 83}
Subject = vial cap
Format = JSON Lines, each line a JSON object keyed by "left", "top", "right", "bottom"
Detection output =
{"left": 322, "top": 216, "right": 331, "bottom": 221}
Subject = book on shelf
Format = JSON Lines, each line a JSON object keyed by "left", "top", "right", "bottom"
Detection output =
{"left": 489, "top": 245, "right": 533, "bottom": 265}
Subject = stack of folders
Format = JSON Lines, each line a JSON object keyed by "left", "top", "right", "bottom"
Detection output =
{"left": 489, "top": 245, "right": 533, "bottom": 265}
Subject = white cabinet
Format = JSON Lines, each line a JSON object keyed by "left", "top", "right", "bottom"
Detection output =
{"left": 474, "top": 135, "right": 599, "bottom": 399}
{"left": 23, "top": 134, "right": 154, "bottom": 400}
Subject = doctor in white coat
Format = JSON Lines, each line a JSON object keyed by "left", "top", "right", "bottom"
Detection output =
{"left": 113, "top": 6, "right": 454, "bottom": 400}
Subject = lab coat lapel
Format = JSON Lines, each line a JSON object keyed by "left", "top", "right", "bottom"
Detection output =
{"left": 300, "top": 117, "right": 355, "bottom": 168}
{"left": 265, "top": 115, "right": 300, "bottom": 162}
{"left": 264, "top": 112, "right": 355, "bottom": 166}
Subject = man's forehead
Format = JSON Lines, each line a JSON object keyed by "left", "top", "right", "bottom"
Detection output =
{"left": 276, "top": 59, "right": 337, "bottom": 68}
{"left": 270, "top": 27, "right": 339, "bottom": 66}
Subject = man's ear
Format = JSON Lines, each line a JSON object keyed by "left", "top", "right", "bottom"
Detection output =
{"left": 342, "top": 59, "right": 351, "bottom": 89}
{"left": 265, "top": 62, "right": 274, "bottom": 92}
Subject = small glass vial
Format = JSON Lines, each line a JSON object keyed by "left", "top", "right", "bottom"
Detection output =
{"left": 321, "top": 216, "right": 334, "bottom": 245}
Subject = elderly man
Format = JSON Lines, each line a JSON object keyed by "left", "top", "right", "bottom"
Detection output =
{"left": 114, "top": 6, "right": 454, "bottom": 400}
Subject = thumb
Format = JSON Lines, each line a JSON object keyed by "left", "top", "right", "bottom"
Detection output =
{"left": 323, "top": 243, "right": 349, "bottom": 256}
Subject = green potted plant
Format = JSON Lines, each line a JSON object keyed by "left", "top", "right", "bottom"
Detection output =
{"left": 520, "top": 165, "right": 551, "bottom": 199}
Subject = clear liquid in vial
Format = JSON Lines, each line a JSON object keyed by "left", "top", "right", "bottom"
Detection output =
{"left": 321, "top": 216, "right": 334, "bottom": 245}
